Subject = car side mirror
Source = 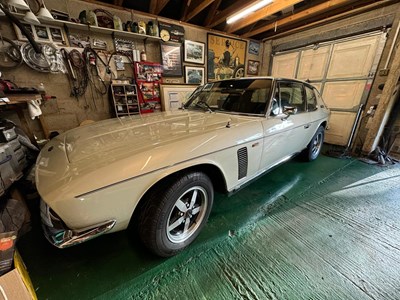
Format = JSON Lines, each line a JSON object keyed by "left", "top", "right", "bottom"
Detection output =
{"left": 281, "top": 106, "right": 297, "bottom": 120}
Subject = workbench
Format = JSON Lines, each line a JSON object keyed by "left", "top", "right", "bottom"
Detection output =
{"left": 0, "top": 93, "right": 50, "bottom": 144}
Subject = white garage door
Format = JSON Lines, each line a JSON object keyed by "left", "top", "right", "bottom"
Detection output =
{"left": 271, "top": 32, "right": 386, "bottom": 146}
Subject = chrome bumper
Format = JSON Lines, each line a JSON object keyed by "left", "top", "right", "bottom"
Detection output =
{"left": 40, "top": 199, "right": 116, "bottom": 248}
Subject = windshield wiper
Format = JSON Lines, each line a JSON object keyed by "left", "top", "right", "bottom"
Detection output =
{"left": 195, "top": 101, "right": 213, "bottom": 113}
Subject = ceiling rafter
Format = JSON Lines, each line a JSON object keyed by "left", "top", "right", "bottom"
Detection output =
{"left": 205, "top": 0, "right": 258, "bottom": 28}
{"left": 204, "top": 0, "right": 222, "bottom": 27}
{"left": 149, "top": 0, "right": 158, "bottom": 14}
{"left": 113, "top": 0, "right": 124, "bottom": 6}
{"left": 182, "top": 0, "right": 216, "bottom": 22}
{"left": 242, "top": 0, "right": 353, "bottom": 38}
{"left": 181, "top": 0, "right": 190, "bottom": 21}
{"left": 260, "top": 0, "right": 392, "bottom": 39}
{"left": 226, "top": 0, "right": 304, "bottom": 33}
{"left": 155, "top": 0, "right": 170, "bottom": 15}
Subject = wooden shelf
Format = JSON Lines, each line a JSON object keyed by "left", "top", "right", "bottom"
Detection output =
{"left": 6, "top": 13, "right": 161, "bottom": 41}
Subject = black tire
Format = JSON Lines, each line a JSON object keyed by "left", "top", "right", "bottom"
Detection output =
{"left": 138, "top": 171, "right": 214, "bottom": 257}
{"left": 302, "top": 126, "right": 325, "bottom": 161}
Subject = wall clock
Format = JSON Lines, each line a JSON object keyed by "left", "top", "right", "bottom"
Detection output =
{"left": 160, "top": 29, "right": 171, "bottom": 42}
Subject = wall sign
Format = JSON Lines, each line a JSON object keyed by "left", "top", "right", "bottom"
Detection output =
{"left": 159, "top": 22, "right": 185, "bottom": 43}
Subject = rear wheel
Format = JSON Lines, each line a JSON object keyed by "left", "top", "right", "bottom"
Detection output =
{"left": 138, "top": 171, "right": 213, "bottom": 257}
{"left": 302, "top": 126, "right": 324, "bottom": 161}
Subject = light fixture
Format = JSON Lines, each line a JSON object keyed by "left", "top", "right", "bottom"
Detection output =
{"left": 37, "top": 0, "right": 53, "bottom": 20}
{"left": 226, "top": 0, "right": 273, "bottom": 24}
{"left": 7, "top": 0, "right": 30, "bottom": 10}
{"left": 23, "top": 10, "right": 40, "bottom": 25}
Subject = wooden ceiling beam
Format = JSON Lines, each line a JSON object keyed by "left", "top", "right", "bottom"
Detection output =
{"left": 204, "top": 0, "right": 222, "bottom": 27}
{"left": 242, "top": 0, "right": 354, "bottom": 38}
{"left": 155, "top": 0, "right": 170, "bottom": 15}
{"left": 206, "top": 0, "right": 258, "bottom": 28}
{"left": 181, "top": 0, "right": 192, "bottom": 21}
{"left": 113, "top": 0, "right": 124, "bottom": 6}
{"left": 182, "top": 0, "right": 216, "bottom": 22}
{"left": 149, "top": 0, "right": 158, "bottom": 14}
{"left": 227, "top": 0, "right": 304, "bottom": 33}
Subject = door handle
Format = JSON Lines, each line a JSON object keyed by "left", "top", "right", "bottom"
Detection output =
{"left": 304, "top": 124, "right": 310, "bottom": 129}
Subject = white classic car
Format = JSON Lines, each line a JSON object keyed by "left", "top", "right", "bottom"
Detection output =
{"left": 36, "top": 77, "right": 330, "bottom": 257}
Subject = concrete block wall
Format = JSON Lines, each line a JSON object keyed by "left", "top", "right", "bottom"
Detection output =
{"left": 1, "top": 0, "right": 264, "bottom": 140}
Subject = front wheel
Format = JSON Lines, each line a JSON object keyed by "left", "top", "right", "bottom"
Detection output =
{"left": 138, "top": 171, "right": 214, "bottom": 257}
{"left": 302, "top": 126, "right": 325, "bottom": 161}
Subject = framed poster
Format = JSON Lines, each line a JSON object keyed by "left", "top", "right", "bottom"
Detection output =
{"left": 185, "top": 66, "right": 205, "bottom": 85}
{"left": 161, "top": 42, "right": 183, "bottom": 77}
{"left": 249, "top": 40, "right": 260, "bottom": 55}
{"left": 207, "top": 33, "right": 247, "bottom": 81}
{"left": 184, "top": 40, "right": 205, "bottom": 64}
{"left": 247, "top": 60, "right": 260, "bottom": 75}
{"left": 160, "top": 83, "right": 198, "bottom": 111}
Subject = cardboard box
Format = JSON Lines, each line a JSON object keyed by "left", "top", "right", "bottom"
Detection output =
{"left": 0, "top": 251, "right": 37, "bottom": 300}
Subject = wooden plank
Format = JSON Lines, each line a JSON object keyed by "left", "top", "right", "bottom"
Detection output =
{"left": 362, "top": 20, "right": 400, "bottom": 153}
{"left": 183, "top": 0, "right": 216, "bottom": 22}
{"left": 227, "top": 0, "right": 304, "bottom": 33}
{"left": 204, "top": 0, "right": 222, "bottom": 26}
{"left": 242, "top": 0, "right": 352, "bottom": 38}
{"left": 206, "top": 0, "right": 257, "bottom": 28}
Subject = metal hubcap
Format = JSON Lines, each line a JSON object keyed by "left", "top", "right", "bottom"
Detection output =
{"left": 312, "top": 132, "right": 323, "bottom": 156}
{"left": 166, "top": 186, "right": 208, "bottom": 243}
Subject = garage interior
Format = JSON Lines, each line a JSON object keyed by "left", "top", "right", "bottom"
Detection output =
{"left": 0, "top": 0, "right": 399, "bottom": 299}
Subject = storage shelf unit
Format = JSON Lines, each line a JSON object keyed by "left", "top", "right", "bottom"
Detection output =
{"left": 110, "top": 83, "right": 140, "bottom": 117}
{"left": 6, "top": 13, "right": 161, "bottom": 41}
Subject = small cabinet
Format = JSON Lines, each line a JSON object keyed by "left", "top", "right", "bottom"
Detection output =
{"left": 111, "top": 83, "right": 140, "bottom": 117}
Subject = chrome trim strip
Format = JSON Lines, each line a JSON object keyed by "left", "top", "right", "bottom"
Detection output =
{"left": 42, "top": 219, "right": 116, "bottom": 248}
{"left": 229, "top": 153, "right": 297, "bottom": 193}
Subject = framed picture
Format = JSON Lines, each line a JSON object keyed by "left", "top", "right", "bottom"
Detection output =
{"left": 247, "top": 60, "right": 260, "bottom": 76}
{"left": 160, "top": 83, "right": 199, "bottom": 111}
{"left": 184, "top": 40, "right": 205, "bottom": 64}
{"left": 161, "top": 42, "right": 183, "bottom": 77}
{"left": 34, "top": 25, "right": 49, "bottom": 40}
{"left": 249, "top": 40, "right": 260, "bottom": 55}
{"left": 13, "top": 23, "right": 67, "bottom": 46}
{"left": 207, "top": 33, "right": 247, "bottom": 81}
{"left": 48, "top": 27, "right": 64, "bottom": 43}
{"left": 185, "top": 66, "right": 205, "bottom": 85}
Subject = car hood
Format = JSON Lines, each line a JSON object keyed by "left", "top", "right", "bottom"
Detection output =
{"left": 36, "top": 110, "right": 263, "bottom": 198}
{"left": 64, "top": 110, "right": 252, "bottom": 164}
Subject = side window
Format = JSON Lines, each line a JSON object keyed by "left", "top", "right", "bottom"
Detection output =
{"left": 305, "top": 86, "right": 317, "bottom": 111}
{"left": 279, "top": 82, "right": 306, "bottom": 113}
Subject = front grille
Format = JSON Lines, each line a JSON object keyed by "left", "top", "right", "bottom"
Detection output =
{"left": 237, "top": 147, "right": 248, "bottom": 180}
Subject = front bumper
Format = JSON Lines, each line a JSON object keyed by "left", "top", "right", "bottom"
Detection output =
{"left": 40, "top": 199, "right": 116, "bottom": 248}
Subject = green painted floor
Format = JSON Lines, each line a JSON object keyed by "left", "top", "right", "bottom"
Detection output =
{"left": 18, "top": 155, "right": 400, "bottom": 299}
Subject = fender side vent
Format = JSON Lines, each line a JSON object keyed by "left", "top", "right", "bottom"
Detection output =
{"left": 237, "top": 147, "right": 248, "bottom": 180}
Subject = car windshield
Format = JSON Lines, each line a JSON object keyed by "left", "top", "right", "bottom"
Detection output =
{"left": 184, "top": 79, "right": 273, "bottom": 115}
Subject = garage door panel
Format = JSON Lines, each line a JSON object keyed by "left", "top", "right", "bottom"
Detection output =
{"left": 325, "top": 112, "right": 357, "bottom": 146}
{"left": 298, "top": 46, "right": 330, "bottom": 81}
{"left": 271, "top": 52, "right": 298, "bottom": 78}
{"left": 327, "top": 35, "right": 379, "bottom": 79}
{"left": 322, "top": 80, "right": 367, "bottom": 110}
{"left": 312, "top": 82, "right": 323, "bottom": 93}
